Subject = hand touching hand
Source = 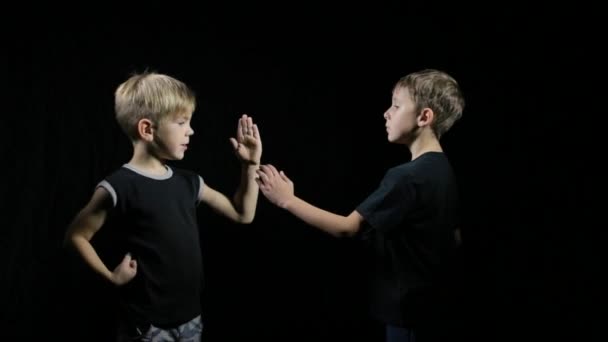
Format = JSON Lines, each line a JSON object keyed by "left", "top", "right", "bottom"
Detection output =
{"left": 111, "top": 253, "right": 137, "bottom": 286}
{"left": 256, "top": 164, "right": 294, "bottom": 208}
{"left": 230, "top": 114, "right": 262, "bottom": 165}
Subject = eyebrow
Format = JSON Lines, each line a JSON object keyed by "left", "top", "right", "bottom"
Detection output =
{"left": 175, "top": 113, "right": 192, "bottom": 120}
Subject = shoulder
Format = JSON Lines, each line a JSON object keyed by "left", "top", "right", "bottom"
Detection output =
{"left": 167, "top": 166, "right": 203, "bottom": 187}
{"left": 384, "top": 162, "right": 418, "bottom": 184}
{"left": 101, "top": 166, "right": 142, "bottom": 191}
{"left": 169, "top": 166, "right": 198, "bottom": 177}
{"left": 167, "top": 166, "right": 203, "bottom": 198}
{"left": 381, "top": 154, "right": 450, "bottom": 189}
{"left": 398, "top": 153, "right": 453, "bottom": 177}
{"left": 103, "top": 166, "right": 138, "bottom": 183}
{"left": 97, "top": 167, "right": 134, "bottom": 207}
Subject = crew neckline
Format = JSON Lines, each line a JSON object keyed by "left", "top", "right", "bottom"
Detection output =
{"left": 122, "top": 163, "right": 173, "bottom": 180}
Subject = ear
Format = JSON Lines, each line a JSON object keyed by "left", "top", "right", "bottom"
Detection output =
{"left": 417, "top": 108, "right": 435, "bottom": 128}
{"left": 137, "top": 118, "right": 155, "bottom": 141}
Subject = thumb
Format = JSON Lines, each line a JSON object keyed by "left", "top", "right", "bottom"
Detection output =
{"left": 229, "top": 137, "right": 239, "bottom": 150}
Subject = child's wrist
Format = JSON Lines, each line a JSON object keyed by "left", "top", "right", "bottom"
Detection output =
{"left": 279, "top": 196, "right": 294, "bottom": 210}
{"left": 242, "top": 163, "right": 259, "bottom": 176}
{"left": 106, "top": 271, "right": 117, "bottom": 285}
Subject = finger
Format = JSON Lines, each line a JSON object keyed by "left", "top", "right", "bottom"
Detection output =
{"left": 255, "top": 177, "right": 265, "bottom": 188}
{"left": 242, "top": 118, "right": 250, "bottom": 136}
{"left": 237, "top": 117, "right": 245, "bottom": 141}
{"left": 280, "top": 170, "right": 290, "bottom": 182}
{"left": 229, "top": 137, "right": 239, "bottom": 150}
{"left": 260, "top": 165, "right": 276, "bottom": 178}
{"left": 267, "top": 165, "right": 280, "bottom": 177}
{"left": 243, "top": 114, "right": 250, "bottom": 133}
{"left": 247, "top": 117, "right": 253, "bottom": 135}
{"left": 241, "top": 115, "right": 249, "bottom": 139}
{"left": 252, "top": 124, "right": 260, "bottom": 140}
{"left": 257, "top": 169, "right": 271, "bottom": 183}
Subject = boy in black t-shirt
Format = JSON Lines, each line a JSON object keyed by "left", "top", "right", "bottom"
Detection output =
{"left": 256, "top": 69, "right": 465, "bottom": 342}
{"left": 64, "top": 71, "right": 262, "bottom": 341}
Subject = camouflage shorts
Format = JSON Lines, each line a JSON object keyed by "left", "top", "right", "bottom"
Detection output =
{"left": 118, "top": 315, "right": 203, "bottom": 342}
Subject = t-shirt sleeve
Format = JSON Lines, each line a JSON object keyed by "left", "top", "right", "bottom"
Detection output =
{"left": 356, "top": 170, "right": 417, "bottom": 233}
{"left": 197, "top": 175, "right": 205, "bottom": 204}
{"left": 97, "top": 180, "right": 117, "bottom": 207}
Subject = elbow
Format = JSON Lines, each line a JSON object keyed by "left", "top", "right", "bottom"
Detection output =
{"left": 63, "top": 233, "right": 75, "bottom": 249}
{"left": 332, "top": 231, "right": 349, "bottom": 238}
{"left": 342, "top": 230, "right": 358, "bottom": 238}
{"left": 64, "top": 230, "right": 89, "bottom": 249}
{"left": 339, "top": 229, "right": 357, "bottom": 238}
{"left": 236, "top": 214, "right": 255, "bottom": 224}
{"left": 332, "top": 212, "right": 362, "bottom": 238}
{"left": 333, "top": 225, "right": 359, "bottom": 238}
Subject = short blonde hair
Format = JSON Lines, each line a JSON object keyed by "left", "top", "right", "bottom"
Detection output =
{"left": 396, "top": 69, "right": 465, "bottom": 138}
{"left": 114, "top": 71, "right": 196, "bottom": 139}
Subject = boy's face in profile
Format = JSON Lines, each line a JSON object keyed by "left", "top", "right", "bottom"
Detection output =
{"left": 384, "top": 86, "right": 418, "bottom": 144}
{"left": 152, "top": 111, "right": 195, "bottom": 160}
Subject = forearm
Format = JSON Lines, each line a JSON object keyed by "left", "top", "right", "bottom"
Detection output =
{"left": 233, "top": 164, "right": 260, "bottom": 223}
{"left": 69, "top": 235, "right": 114, "bottom": 283}
{"left": 282, "top": 197, "right": 357, "bottom": 237}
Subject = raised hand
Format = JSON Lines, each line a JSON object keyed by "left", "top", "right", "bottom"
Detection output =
{"left": 111, "top": 253, "right": 137, "bottom": 286}
{"left": 230, "top": 114, "right": 262, "bottom": 165}
{"left": 256, "top": 164, "right": 294, "bottom": 208}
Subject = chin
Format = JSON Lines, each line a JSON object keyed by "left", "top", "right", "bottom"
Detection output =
{"left": 169, "top": 153, "right": 185, "bottom": 160}
{"left": 388, "top": 137, "right": 406, "bottom": 145}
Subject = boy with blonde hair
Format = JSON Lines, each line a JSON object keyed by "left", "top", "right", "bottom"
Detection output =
{"left": 65, "top": 71, "right": 262, "bottom": 341}
{"left": 256, "top": 69, "right": 464, "bottom": 342}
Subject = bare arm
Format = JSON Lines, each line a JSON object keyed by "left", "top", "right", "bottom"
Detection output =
{"left": 64, "top": 187, "right": 136, "bottom": 285}
{"left": 199, "top": 165, "right": 259, "bottom": 224}
{"left": 201, "top": 114, "right": 261, "bottom": 224}
{"left": 256, "top": 164, "right": 364, "bottom": 237}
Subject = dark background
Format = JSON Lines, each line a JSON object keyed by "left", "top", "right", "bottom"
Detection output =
{"left": 2, "top": 3, "right": 603, "bottom": 341}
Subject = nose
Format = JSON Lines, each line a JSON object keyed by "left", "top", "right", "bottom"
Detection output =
{"left": 188, "top": 125, "right": 194, "bottom": 136}
{"left": 383, "top": 110, "right": 390, "bottom": 120}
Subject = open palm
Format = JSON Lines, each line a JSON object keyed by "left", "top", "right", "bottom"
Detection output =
{"left": 230, "top": 114, "right": 262, "bottom": 165}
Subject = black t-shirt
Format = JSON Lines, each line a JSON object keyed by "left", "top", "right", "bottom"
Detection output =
{"left": 356, "top": 152, "right": 460, "bottom": 327}
{"left": 97, "top": 164, "right": 204, "bottom": 327}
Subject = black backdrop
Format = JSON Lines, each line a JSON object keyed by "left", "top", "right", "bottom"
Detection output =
{"left": 2, "top": 3, "right": 602, "bottom": 341}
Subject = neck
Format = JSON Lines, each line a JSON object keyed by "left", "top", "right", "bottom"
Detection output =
{"left": 128, "top": 141, "right": 167, "bottom": 174}
{"left": 408, "top": 129, "right": 443, "bottom": 160}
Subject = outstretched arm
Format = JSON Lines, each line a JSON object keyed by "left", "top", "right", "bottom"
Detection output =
{"left": 256, "top": 164, "right": 363, "bottom": 237}
{"left": 199, "top": 114, "right": 261, "bottom": 224}
{"left": 64, "top": 187, "right": 137, "bottom": 286}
